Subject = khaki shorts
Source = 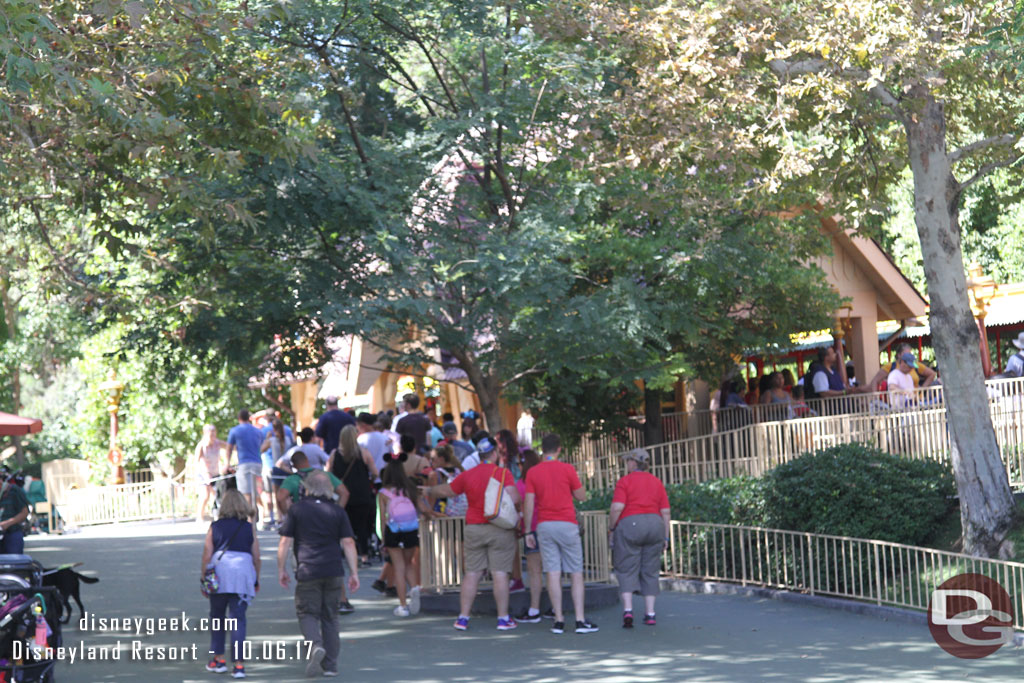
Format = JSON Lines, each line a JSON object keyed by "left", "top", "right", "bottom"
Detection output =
{"left": 464, "top": 524, "right": 516, "bottom": 574}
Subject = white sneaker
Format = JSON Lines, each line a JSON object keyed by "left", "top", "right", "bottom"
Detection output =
{"left": 408, "top": 586, "right": 421, "bottom": 616}
{"left": 394, "top": 605, "right": 411, "bottom": 617}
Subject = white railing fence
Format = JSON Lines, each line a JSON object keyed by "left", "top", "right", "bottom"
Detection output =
{"left": 419, "top": 511, "right": 611, "bottom": 593}
{"left": 59, "top": 469, "right": 197, "bottom": 527}
{"left": 572, "top": 377, "right": 1024, "bottom": 491}
{"left": 668, "top": 520, "right": 1024, "bottom": 629}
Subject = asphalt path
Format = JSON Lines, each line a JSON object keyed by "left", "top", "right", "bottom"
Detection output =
{"left": 16, "top": 521, "right": 1024, "bottom": 682}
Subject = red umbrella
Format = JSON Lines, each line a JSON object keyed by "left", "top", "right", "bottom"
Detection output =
{"left": 0, "top": 412, "right": 42, "bottom": 436}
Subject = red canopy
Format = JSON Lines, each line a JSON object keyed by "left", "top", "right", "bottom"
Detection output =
{"left": 0, "top": 412, "right": 42, "bottom": 436}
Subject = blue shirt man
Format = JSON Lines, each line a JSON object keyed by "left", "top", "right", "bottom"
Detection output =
{"left": 227, "top": 411, "right": 265, "bottom": 466}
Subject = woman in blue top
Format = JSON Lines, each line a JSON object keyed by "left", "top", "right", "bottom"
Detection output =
{"left": 201, "top": 489, "right": 260, "bottom": 679}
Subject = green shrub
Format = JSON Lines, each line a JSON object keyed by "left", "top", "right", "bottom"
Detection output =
{"left": 762, "top": 443, "right": 955, "bottom": 545}
{"left": 580, "top": 443, "right": 954, "bottom": 547}
{"left": 578, "top": 475, "right": 768, "bottom": 526}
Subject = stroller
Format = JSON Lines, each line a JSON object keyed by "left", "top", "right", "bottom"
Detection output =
{"left": 210, "top": 470, "right": 237, "bottom": 521}
{"left": 0, "top": 555, "right": 61, "bottom": 682}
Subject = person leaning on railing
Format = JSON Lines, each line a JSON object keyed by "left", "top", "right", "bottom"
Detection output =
{"left": 607, "top": 448, "right": 671, "bottom": 629}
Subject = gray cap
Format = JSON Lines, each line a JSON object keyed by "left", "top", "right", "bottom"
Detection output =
{"left": 442, "top": 421, "right": 458, "bottom": 435}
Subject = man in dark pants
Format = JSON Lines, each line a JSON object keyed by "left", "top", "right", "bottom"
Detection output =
{"left": 277, "top": 470, "right": 359, "bottom": 678}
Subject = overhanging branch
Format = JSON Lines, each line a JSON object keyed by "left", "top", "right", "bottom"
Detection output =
{"left": 951, "top": 134, "right": 1020, "bottom": 162}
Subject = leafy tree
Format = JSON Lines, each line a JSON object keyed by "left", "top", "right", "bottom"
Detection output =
{"left": 585, "top": 0, "right": 1022, "bottom": 555}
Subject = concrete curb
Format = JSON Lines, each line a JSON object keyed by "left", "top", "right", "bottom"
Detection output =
{"left": 663, "top": 578, "right": 1024, "bottom": 647}
{"left": 420, "top": 582, "right": 620, "bottom": 616}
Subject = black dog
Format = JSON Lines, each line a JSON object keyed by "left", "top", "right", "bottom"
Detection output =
{"left": 42, "top": 566, "right": 99, "bottom": 624}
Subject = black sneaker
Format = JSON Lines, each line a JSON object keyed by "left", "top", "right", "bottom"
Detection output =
{"left": 371, "top": 579, "right": 387, "bottom": 594}
{"left": 515, "top": 610, "right": 542, "bottom": 623}
{"left": 541, "top": 608, "right": 556, "bottom": 620}
{"left": 575, "top": 619, "right": 599, "bottom": 634}
{"left": 338, "top": 601, "right": 355, "bottom": 614}
{"left": 551, "top": 621, "right": 565, "bottom": 634}
{"left": 385, "top": 587, "right": 397, "bottom": 598}
{"left": 622, "top": 612, "right": 634, "bottom": 629}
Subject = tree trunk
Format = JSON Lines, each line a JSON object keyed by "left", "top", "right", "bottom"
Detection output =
{"left": 905, "top": 89, "right": 1015, "bottom": 556}
{"left": 643, "top": 383, "right": 664, "bottom": 446}
{"left": 450, "top": 350, "right": 505, "bottom": 433}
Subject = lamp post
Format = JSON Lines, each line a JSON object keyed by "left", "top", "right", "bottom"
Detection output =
{"left": 98, "top": 370, "right": 126, "bottom": 485}
{"left": 966, "top": 263, "right": 998, "bottom": 377}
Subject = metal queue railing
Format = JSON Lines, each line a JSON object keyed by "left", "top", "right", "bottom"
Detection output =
{"left": 569, "top": 378, "right": 1024, "bottom": 491}
{"left": 667, "top": 520, "right": 1024, "bottom": 629}
{"left": 419, "top": 511, "right": 611, "bottom": 593}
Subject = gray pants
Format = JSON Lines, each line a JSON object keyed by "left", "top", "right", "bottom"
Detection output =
{"left": 295, "top": 576, "right": 343, "bottom": 672}
{"left": 612, "top": 514, "right": 663, "bottom": 596}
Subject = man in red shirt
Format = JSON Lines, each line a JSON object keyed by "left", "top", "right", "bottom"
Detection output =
{"left": 426, "top": 437, "right": 521, "bottom": 631}
{"left": 524, "top": 434, "right": 599, "bottom": 634}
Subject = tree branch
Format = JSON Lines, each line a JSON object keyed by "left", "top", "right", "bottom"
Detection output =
{"left": 957, "top": 153, "right": 1024, "bottom": 194}
{"left": 950, "top": 134, "right": 1020, "bottom": 162}
{"left": 767, "top": 58, "right": 907, "bottom": 122}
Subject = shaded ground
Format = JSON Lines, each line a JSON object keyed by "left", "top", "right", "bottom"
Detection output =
{"left": 21, "top": 520, "right": 1024, "bottom": 682}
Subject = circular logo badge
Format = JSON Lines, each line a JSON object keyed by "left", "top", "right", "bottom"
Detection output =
{"left": 928, "top": 573, "right": 1014, "bottom": 658}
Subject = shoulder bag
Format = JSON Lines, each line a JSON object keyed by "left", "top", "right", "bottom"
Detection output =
{"left": 201, "top": 520, "right": 245, "bottom": 597}
{"left": 484, "top": 468, "right": 519, "bottom": 530}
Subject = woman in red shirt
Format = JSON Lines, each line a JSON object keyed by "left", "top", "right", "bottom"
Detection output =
{"left": 608, "top": 448, "right": 670, "bottom": 628}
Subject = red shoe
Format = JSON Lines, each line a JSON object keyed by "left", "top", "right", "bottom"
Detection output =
{"left": 643, "top": 614, "right": 656, "bottom": 626}
{"left": 509, "top": 579, "right": 526, "bottom": 593}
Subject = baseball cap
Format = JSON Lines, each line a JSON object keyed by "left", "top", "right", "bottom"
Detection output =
{"left": 900, "top": 352, "right": 918, "bottom": 368}
{"left": 476, "top": 438, "right": 495, "bottom": 454}
{"left": 442, "top": 421, "right": 458, "bottom": 435}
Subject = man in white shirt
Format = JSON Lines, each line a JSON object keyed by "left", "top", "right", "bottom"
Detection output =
{"left": 460, "top": 438, "right": 491, "bottom": 471}
{"left": 887, "top": 352, "right": 918, "bottom": 410}
{"left": 355, "top": 412, "right": 389, "bottom": 480}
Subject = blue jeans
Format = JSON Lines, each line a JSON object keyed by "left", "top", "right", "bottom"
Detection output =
{"left": 208, "top": 593, "right": 248, "bottom": 661}
{"left": 0, "top": 528, "right": 24, "bottom": 554}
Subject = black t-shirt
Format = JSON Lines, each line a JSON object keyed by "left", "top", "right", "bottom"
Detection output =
{"left": 396, "top": 412, "right": 432, "bottom": 451}
{"left": 333, "top": 454, "right": 372, "bottom": 506}
{"left": 279, "top": 497, "right": 354, "bottom": 581}
{"left": 314, "top": 409, "right": 357, "bottom": 455}
{"left": 211, "top": 517, "right": 254, "bottom": 555}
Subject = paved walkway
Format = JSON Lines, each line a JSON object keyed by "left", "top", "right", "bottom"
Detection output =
{"left": 19, "top": 521, "right": 1024, "bottom": 681}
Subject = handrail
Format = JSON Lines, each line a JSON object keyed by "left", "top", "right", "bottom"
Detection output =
{"left": 668, "top": 520, "right": 1024, "bottom": 629}
{"left": 569, "top": 376, "right": 1024, "bottom": 491}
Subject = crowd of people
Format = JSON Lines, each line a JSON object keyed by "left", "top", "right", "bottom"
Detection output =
{"left": 197, "top": 393, "right": 670, "bottom": 677}
{"left": 709, "top": 342, "right": 946, "bottom": 430}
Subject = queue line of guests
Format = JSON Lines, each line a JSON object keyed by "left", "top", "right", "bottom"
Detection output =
{"left": 198, "top": 402, "right": 672, "bottom": 678}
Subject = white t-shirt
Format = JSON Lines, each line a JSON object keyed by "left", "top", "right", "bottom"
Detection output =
{"left": 461, "top": 451, "right": 481, "bottom": 470}
{"left": 357, "top": 431, "right": 390, "bottom": 478}
{"left": 812, "top": 369, "right": 832, "bottom": 395}
{"left": 887, "top": 368, "right": 915, "bottom": 409}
